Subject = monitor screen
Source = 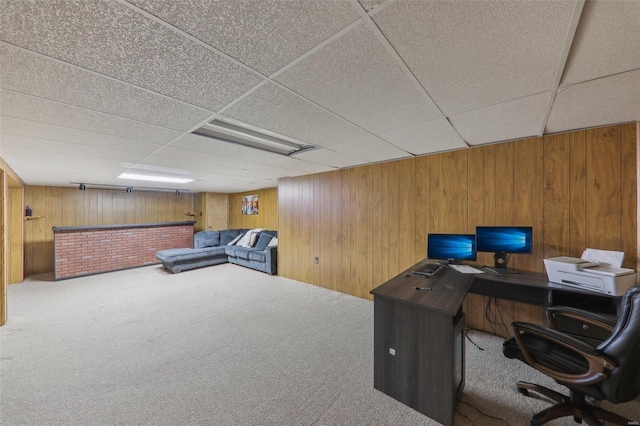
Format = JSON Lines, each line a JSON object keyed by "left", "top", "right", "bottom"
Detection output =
{"left": 476, "top": 226, "right": 532, "bottom": 254}
{"left": 427, "top": 233, "right": 477, "bottom": 261}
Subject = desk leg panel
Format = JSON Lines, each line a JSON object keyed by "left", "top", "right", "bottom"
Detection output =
{"left": 374, "top": 297, "right": 457, "bottom": 425}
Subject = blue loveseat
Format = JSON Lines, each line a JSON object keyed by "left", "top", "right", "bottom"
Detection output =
{"left": 155, "top": 229, "right": 278, "bottom": 275}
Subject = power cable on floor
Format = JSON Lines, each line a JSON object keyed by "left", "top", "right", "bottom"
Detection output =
{"left": 458, "top": 399, "right": 512, "bottom": 426}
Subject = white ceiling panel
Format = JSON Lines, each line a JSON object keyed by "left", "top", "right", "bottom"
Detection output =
{"left": 141, "top": 154, "right": 279, "bottom": 183}
{"left": 0, "top": 0, "right": 263, "bottom": 111}
{"left": 1, "top": 117, "right": 164, "bottom": 154}
{"left": 1, "top": 133, "right": 149, "bottom": 163}
{"left": 128, "top": 0, "right": 360, "bottom": 76}
{"left": 136, "top": 156, "right": 278, "bottom": 192}
{"left": 0, "top": 145, "right": 133, "bottom": 177}
{"left": 275, "top": 23, "right": 441, "bottom": 134}
{"left": 371, "top": 0, "right": 578, "bottom": 115}
{"left": 291, "top": 147, "right": 368, "bottom": 169}
{"left": 221, "top": 84, "right": 370, "bottom": 147}
{"left": 357, "top": 0, "right": 388, "bottom": 13}
{"left": 378, "top": 118, "right": 467, "bottom": 155}
{"left": 0, "top": 1, "right": 637, "bottom": 193}
{"left": 450, "top": 93, "right": 551, "bottom": 146}
{"left": 546, "top": 70, "right": 640, "bottom": 134}
{"left": 560, "top": 0, "right": 640, "bottom": 88}
{"left": 1, "top": 90, "right": 182, "bottom": 144}
{"left": 146, "top": 148, "right": 283, "bottom": 179}
{"left": 323, "top": 134, "right": 411, "bottom": 163}
{"left": 0, "top": 43, "right": 213, "bottom": 131}
{"left": 166, "top": 134, "right": 335, "bottom": 175}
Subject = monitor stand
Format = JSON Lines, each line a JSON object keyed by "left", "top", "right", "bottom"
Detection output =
{"left": 485, "top": 252, "right": 521, "bottom": 274}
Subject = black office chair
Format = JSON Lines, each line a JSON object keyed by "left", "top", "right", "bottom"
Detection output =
{"left": 503, "top": 286, "right": 640, "bottom": 426}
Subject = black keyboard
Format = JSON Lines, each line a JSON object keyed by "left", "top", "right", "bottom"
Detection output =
{"left": 413, "top": 263, "right": 442, "bottom": 276}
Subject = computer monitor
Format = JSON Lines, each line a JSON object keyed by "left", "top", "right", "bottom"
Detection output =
{"left": 427, "top": 233, "right": 477, "bottom": 263}
{"left": 476, "top": 226, "right": 532, "bottom": 273}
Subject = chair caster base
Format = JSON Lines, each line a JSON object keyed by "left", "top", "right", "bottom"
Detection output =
{"left": 514, "top": 382, "right": 631, "bottom": 426}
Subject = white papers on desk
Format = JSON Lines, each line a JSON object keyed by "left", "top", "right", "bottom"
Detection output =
{"left": 581, "top": 248, "right": 624, "bottom": 268}
{"left": 449, "top": 264, "right": 484, "bottom": 274}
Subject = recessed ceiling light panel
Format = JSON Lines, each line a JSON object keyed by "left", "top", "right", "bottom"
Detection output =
{"left": 192, "top": 118, "right": 316, "bottom": 156}
{"left": 118, "top": 173, "right": 193, "bottom": 184}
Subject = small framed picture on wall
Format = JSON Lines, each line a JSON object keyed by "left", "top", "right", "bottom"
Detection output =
{"left": 242, "top": 195, "right": 258, "bottom": 215}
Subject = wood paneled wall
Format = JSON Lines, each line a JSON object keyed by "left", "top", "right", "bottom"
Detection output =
{"left": 194, "top": 192, "right": 229, "bottom": 232}
{"left": 1, "top": 158, "right": 25, "bottom": 325}
{"left": 24, "top": 186, "right": 194, "bottom": 276}
{"left": 0, "top": 169, "right": 5, "bottom": 325}
{"left": 278, "top": 124, "right": 638, "bottom": 332}
{"left": 228, "top": 187, "right": 278, "bottom": 230}
{"left": 8, "top": 187, "right": 23, "bottom": 284}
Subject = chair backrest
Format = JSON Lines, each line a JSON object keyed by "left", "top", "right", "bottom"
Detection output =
{"left": 597, "top": 286, "right": 640, "bottom": 403}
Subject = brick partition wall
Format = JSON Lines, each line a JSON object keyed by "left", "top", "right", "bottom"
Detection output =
{"left": 53, "top": 222, "right": 194, "bottom": 280}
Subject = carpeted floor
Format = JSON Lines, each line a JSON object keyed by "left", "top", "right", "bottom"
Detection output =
{"left": 1, "top": 264, "right": 638, "bottom": 425}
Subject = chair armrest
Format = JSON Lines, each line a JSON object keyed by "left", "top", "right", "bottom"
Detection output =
{"left": 512, "top": 322, "right": 616, "bottom": 386}
{"left": 547, "top": 306, "right": 616, "bottom": 334}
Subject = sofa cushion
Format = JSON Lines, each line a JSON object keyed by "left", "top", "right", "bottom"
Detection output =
{"left": 235, "top": 248, "right": 253, "bottom": 260}
{"left": 226, "top": 233, "right": 244, "bottom": 246}
{"left": 268, "top": 236, "right": 278, "bottom": 247}
{"left": 236, "top": 228, "right": 265, "bottom": 248}
{"left": 249, "top": 232, "right": 261, "bottom": 247}
{"left": 220, "top": 229, "right": 242, "bottom": 245}
{"left": 194, "top": 231, "right": 220, "bottom": 248}
{"left": 253, "top": 232, "right": 273, "bottom": 250}
{"left": 248, "top": 251, "right": 266, "bottom": 262}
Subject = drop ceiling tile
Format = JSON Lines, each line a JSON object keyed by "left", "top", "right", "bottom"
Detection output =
{"left": 129, "top": 0, "right": 360, "bottom": 75}
{"left": 221, "top": 84, "right": 370, "bottom": 147}
{"left": 371, "top": 0, "right": 577, "bottom": 115}
{"left": 257, "top": 158, "right": 335, "bottom": 176}
{"left": 1, "top": 117, "right": 164, "bottom": 154}
{"left": 323, "top": 134, "right": 411, "bottom": 163}
{"left": 1, "top": 133, "right": 149, "bottom": 163}
{"left": 546, "top": 70, "right": 640, "bottom": 134}
{"left": 449, "top": 92, "right": 550, "bottom": 146}
{"left": 1, "top": 91, "right": 182, "bottom": 144}
{"left": 561, "top": 1, "right": 640, "bottom": 88}
{"left": 145, "top": 155, "right": 279, "bottom": 183}
{"left": 275, "top": 23, "right": 441, "bottom": 134}
{"left": 292, "top": 147, "right": 368, "bottom": 169}
{"left": 0, "top": 0, "right": 263, "bottom": 110}
{"left": 140, "top": 154, "right": 281, "bottom": 192}
{"left": 0, "top": 145, "right": 134, "bottom": 183}
{"left": 377, "top": 118, "right": 467, "bottom": 155}
{"left": 168, "top": 134, "right": 335, "bottom": 175}
{"left": 143, "top": 151, "right": 282, "bottom": 181}
{"left": 0, "top": 44, "right": 213, "bottom": 131}
{"left": 357, "top": 0, "right": 388, "bottom": 13}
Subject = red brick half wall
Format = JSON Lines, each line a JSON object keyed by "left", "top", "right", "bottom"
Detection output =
{"left": 53, "top": 222, "right": 194, "bottom": 280}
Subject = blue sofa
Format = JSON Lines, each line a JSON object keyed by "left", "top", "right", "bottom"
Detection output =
{"left": 155, "top": 229, "right": 278, "bottom": 275}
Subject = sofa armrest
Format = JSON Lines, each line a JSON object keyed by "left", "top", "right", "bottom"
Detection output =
{"left": 265, "top": 245, "right": 278, "bottom": 275}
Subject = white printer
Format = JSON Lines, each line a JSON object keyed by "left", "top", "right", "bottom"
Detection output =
{"left": 544, "top": 249, "right": 637, "bottom": 296}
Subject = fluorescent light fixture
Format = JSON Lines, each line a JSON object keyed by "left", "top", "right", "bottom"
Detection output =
{"left": 193, "top": 119, "right": 316, "bottom": 156}
{"left": 118, "top": 173, "right": 193, "bottom": 184}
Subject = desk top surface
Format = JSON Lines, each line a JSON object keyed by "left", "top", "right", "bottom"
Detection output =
{"left": 372, "top": 260, "right": 621, "bottom": 312}
{"left": 370, "top": 259, "right": 474, "bottom": 316}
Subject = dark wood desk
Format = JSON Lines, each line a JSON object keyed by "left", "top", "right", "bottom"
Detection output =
{"left": 470, "top": 269, "right": 549, "bottom": 305}
{"left": 371, "top": 260, "right": 621, "bottom": 425}
{"left": 370, "top": 260, "right": 474, "bottom": 426}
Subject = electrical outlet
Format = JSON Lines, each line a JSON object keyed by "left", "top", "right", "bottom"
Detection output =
{"left": 389, "top": 348, "right": 396, "bottom": 356}
{"left": 314, "top": 257, "right": 319, "bottom": 264}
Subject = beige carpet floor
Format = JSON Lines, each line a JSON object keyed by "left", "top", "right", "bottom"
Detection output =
{"left": 1, "top": 263, "right": 638, "bottom": 425}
